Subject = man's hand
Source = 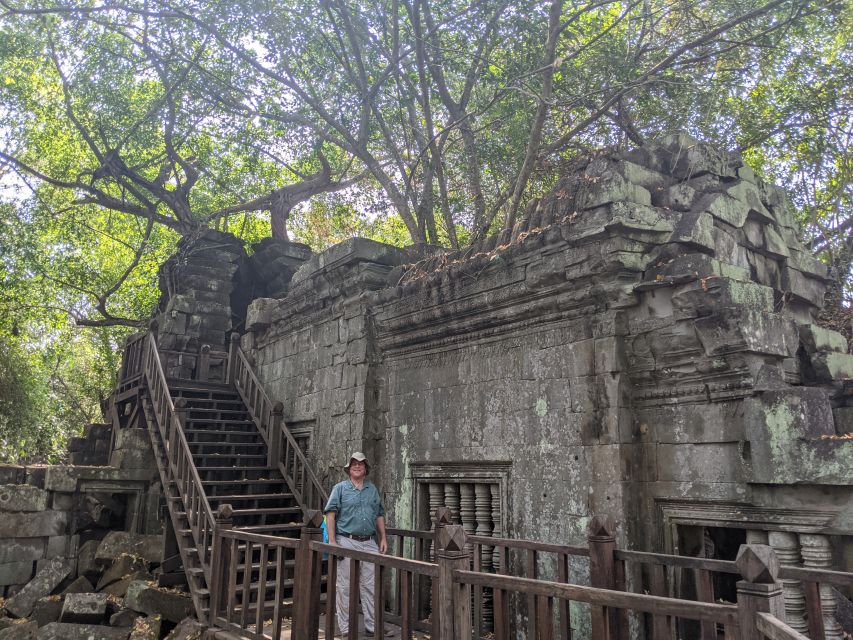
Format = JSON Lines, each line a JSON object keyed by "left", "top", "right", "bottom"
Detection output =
{"left": 379, "top": 537, "right": 388, "bottom": 554}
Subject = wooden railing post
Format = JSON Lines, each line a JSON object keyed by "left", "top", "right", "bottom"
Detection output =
{"left": 735, "top": 544, "right": 786, "bottom": 640}
{"left": 197, "top": 344, "right": 211, "bottom": 381}
{"left": 431, "top": 507, "right": 452, "bottom": 636}
{"left": 209, "top": 504, "right": 234, "bottom": 625}
{"left": 227, "top": 332, "right": 240, "bottom": 384}
{"left": 268, "top": 402, "right": 283, "bottom": 469}
{"left": 437, "top": 524, "right": 471, "bottom": 640}
{"left": 292, "top": 510, "right": 325, "bottom": 640}
{"left": 588, "top": 515, "right": 619, "bottom": 640}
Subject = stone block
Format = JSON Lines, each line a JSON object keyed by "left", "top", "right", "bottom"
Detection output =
{"left": 744, "top": 387, "right": 835, "bottom": 442}
{"left": 0, "top": 467, "right": 25, "bottom": 485}
{"left": 163, "top": 617, "right": 206, "bottom": 640}
{"left": 0, "top": 621, "right": 37, "bottom": 639}
{"left": 61, "top": 576, "right": 93, "bottom": 595}
{"left": 695, "top": 192, "right": 749, "bottom": 228}
{"left": 31, "top": 598, "right": 62, "bottom": 627}
{"left": 657, "top": 443, "right": 745, "bottom": 483}
{"left": 95, "top": 533, "right": 164, "bottom": 566}
{"left": 672, "top": 278, "right": 774, "bottom": 318}
{"left": 100, "top": 572, "right": 151, "bottom": 598}
{"left": 669, "top": 211, "right": 715, "bottom": 252}
{"left": 0, "top": 486, "right": 48, "bottom": 512}
{"left": 0, "top": 562, "right": 34, "bottom": 588}
{"left": 4, "top": 559, "right": 72, "bottom": 618}
{"left": 780, "top": 266, "right": 826, "bottom": 307}
{"left": 97, "top": 555, "right": 148, "bottom": 591}
{"left": 798, "top": 324, "right": 848, "bottom": 354}
{"left": 0, "top": 540, "right": 44, "bottom": 565}
{"left": 76, "top": 541, "right": 100, "bottom": 581}
{"left": 35, "top": 622, "right": 130, "bottom": 639}
{"left": 50, "top": 494, "right": 73, "bottom": 511}
{"left": 123, "top": 581, "right": 193, "bottom": 623}
{"left": 693, "top": 309, "right": 796, "bottom": 357}
{"left": 60, "top": 593, "right": 108, "bottom": 624}
{"left": 45, "top": 536, "right": 74, "bottom": 560}
{"left": 656, "top": 183, "right": 696, "bottom": 211}
{"left": 108, "top": 610, "right": 138, "bottom": 628}
{"left": 245, "top": 297, "right": 278, "bottom": 331}
{"left": 807, "top": 352, "right": 853, "bottom": 383}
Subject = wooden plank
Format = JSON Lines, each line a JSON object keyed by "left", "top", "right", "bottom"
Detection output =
{"left": 614, "top": 560, "right": 628, "bottom": 640}
{"left": 803, "top": 581, "right": 825, "bottom": 640}
{"left": 255, "top": 543, "right": 268, "bottom": 634}
{"left": 557, "top": 553, "right": 572, "bottom": 640}
{"left": 400, "top": 569, "right": 412, "bottom": 640}
{"left": 324, "top": 557, "right": 337, "bottom": 640}
{"left": 227, "top": 538, "right": 239, "bottom": 623}
{"left": 650, "top": 563, "right": 671, "bottom": 639}
{"left": 272, "top": 547, "right": 286, "bottom": 640}
{"left": 349, "top": 559, "right": 360, "bottom": 640}
{"left": 473, "top": 542, "right": 483, "bottom": 640}
{"left": 527, "top": 549, "right": 538, "bottom": 640}
{"left": 695, "top": 568, "right": 716, "bottom": 640}
{"left": 240, "top": 541, "right": 253, "bottom": 628}
{"left": 374, "top": 564, "right": 385, "bottom": 639}
{"left": 537, "top": 595, "right": 555, "bottom": 640}
{"left": 493, "top": 588, "right": 509, "bottom": 640}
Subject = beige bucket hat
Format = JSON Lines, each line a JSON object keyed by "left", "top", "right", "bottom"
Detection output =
{"left": 344, "top": 451, "right": 370, "bottom": 475}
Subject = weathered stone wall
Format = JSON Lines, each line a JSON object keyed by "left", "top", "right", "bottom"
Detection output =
{"left": 0, "top": 430, "right": 160, "bottom": 599}
{"left": 243, "top": 135, "right": 851, "bottom": 581}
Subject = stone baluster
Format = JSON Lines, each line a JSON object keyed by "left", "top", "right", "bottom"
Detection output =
{"left": 746, "top": 530, "right": 769, "bottom": 545}
{"left": 428, "top": 483, "right": 444, "bottom": 561}
{"left": 767, "top": 531, "right": 808, "bottom": 633}
{"left": 459, "top": 483, "right": 477, "bottom": 562}
{"left": 799, "top": 533, "right": 843, "bottom": 639}
{"left": 444, "top": 483, "right": 460, "bottom": 524}
{"left": 474, "top": 483, "right": 494, "bottom": 630}
{"left": 491, "top": 483, "right": 502, "bottom": 570}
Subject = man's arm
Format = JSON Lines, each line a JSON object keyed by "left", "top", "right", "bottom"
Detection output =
{"left": 376, "top": 515, "right": 387, "bottom": 554}
{"left": 326, "top": 511, "right": 337, "bottom": 546}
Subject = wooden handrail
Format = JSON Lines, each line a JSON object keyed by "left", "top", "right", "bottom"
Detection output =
{"left": 755, "top": 611, "right": 811, "bottom": 640}
{"left": 454, "top": 569, "right": 741, "bottom": 627}
{"left": 142, "top": 333, "right": 216, "bottom": 577}
{"left": 229, "top": 336, "right": 328, "bottom": 511}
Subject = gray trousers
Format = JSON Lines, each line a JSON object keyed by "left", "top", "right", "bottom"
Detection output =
{"left": 335, "top": 536, "right": 378, "bottom": 634}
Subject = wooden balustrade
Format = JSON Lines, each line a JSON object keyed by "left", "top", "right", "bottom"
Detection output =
{"left": 117, "top": 332, "right": 146, "bottom": 391}
{"left": 373, "top": 519, "right": 851, "bottom": 640}
{"left": 209, "top": 523, "right": 301, "bottom": 640}
{"left": 142, "top": 334, "right": 217, "bottom": 576}
{"left": 228, "top": 333, "right": 328, "bottom": 512}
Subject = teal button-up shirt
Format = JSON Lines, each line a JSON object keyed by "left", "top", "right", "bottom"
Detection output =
{"left": 324, "top": 480, "right": 385, "bottom": 537}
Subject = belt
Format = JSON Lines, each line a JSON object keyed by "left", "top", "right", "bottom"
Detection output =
{"left": 338, "top": 532, "right": 373, "bottom": 541}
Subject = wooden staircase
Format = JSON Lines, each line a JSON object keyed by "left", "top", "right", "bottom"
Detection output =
{"left": 127, "top": 333, "right": 328, "bottom": 628}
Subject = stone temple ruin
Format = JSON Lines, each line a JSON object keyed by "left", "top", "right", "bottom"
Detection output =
{"left": 1, "top": 134, "right": 851, "bottom": 638}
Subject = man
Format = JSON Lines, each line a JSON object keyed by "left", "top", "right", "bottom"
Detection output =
{"left": 324, "top": 452, "right": 388, "bottom": 638}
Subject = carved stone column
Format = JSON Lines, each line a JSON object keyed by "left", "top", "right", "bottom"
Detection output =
{"left": 491, "top": 483, "right": 502, "bottom": 570}
{"left": 459, "top": 483, "right": 476, "bottom": 561}
{"left": 444, "top": 483, "right": 460, "bottom": 525}
{"left": 428, "top": 483, "right": 445, "bottom": 561}
{"left": 799, "top": 533, "right": 843, "bottom": 639}
{"left": 474, "top": 483, "right": 494, "bottom": 630}
{"left": 768, "top": 531, "right": 809, "bottom": 633}
{"left": 746, "top": 530, "right": 769, "bottom": 545}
